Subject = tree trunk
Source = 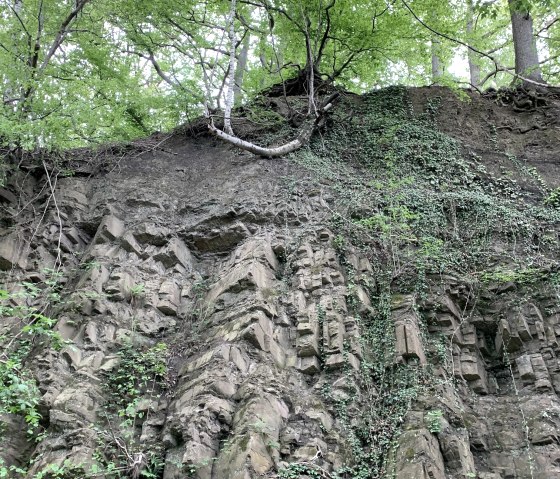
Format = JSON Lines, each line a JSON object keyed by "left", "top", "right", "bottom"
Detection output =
{"left": 3, "top": 0, "right": 24, "bottom": 108}
{"left": 234, "top": 34, "right": 249, "bottom": 105}
{"left": 431, "top": 37, "right": 443, "bottom": 84}
{"left": 466, "top": 0, "right": 481, "bottom": 87}
{"left": 508, "top": 0, "right": 544, "bottom": 84}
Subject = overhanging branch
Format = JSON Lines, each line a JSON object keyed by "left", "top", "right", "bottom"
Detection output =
{"left": 208, "top": 92, "right": 339, "bottom": 158}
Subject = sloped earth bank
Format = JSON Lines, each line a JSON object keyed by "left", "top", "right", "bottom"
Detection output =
{"left": 1, "top": 86, "right": 560, "bottom": 479}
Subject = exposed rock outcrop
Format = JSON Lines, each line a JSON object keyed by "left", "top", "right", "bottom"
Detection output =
{"left": 1, "top": 86, "right": 560, "bottom": 478}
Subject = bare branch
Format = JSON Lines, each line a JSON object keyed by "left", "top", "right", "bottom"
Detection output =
{"left": 316, "top": 0, "right": 336, "bottom": 64}
{"left": 240, "top": 0, "right": 305, "bottom": 33}
{"left": 148, "top": 53, "right": 181, "bottom": 89}
{"left": 209, "top": 120, "right": 313, "bottom": 157}
{"left": 540, "top": 53, "right": 560, "bottom": 65}
{"left": 486, "top": 39, "right": 512, "bottom": 55}
{"left": 163, "top": 16, "right": 230, "bottom": 56}
{"left": 8, "top": 3, "right": 31, "bottom": 41}
{"left": 237, "top": 12, "right": 266, "bottom": 35}
{"left": 479, "top": 65, "right": 514, "bottom": 87}
{"left": 536, "top": 17, "right": 559, "bottom": 36}
{"left": 3, "top": 96, "right": 23, "bottom": 105}
{"left": 372, "top": 2, "right": 392, "bottom": 31}
{"left": 39, "top": 0, "right": 92, "bottom": 72}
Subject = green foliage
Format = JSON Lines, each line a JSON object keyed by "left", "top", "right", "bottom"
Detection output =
{"left": 289, "top": 85, "right": 560, "bottom": 477}
{"left": 296, "top": 86, "right": 560, "bottom": 285}
{"left": 479, "top": 266, "right": 558, "bottom": 285}
{"left": 0, "top": 458, "right": 87, "bottom": 479}
{"left": 0, "top": 0, "right": 555, "bottom": 159}
{"left": 249, "top": 418, "right": 270, "bottom": 434}
{"left": 0, "top": 359, "right": 41, "bottom": 434}
{"left": 108, "top": 342, "right": 168, "bottom": 412}
{"left": 544, "top": 188, "right": 560, "bottom": 208}
{"left": 278, "top": 463, "right": 323, "bottom": 479}
{"left": 89, "top": 342, "right": 169, "bottom": 478}
{"left": 318, "top": 275, "right": 424, "bottom": 478}
{"left": 0, "top": 457, "right": 26, "bottom": 478}
{"left": 188, "top": 278, "right": 213, "bottom": 325}
{"left": 129, "top": 283, "right": 146, "bottom": 298}
{"left": 0, "top": 282, "right": 67, "bottom": 437}
{"left": 425, "top": 409, "right": 443, "bottom": 433}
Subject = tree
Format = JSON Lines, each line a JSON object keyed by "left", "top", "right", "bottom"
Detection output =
{"left": 1, "top": 0, "right": 559, "bottom": 159}
{"left": 0, "top": 0, "right": 92, "bottom": 150}
{"left": 508, "top": 0, "right": 545, "bottom": 84}
{"left": 208, "top": 0, "right": 346, "bottom": 156}
{"left": 0, "top": 0, "right": 180, "bottom": 154}
{"left": 463, "top": 0, "right": 514, "bottom": 89}
{"left": 431, "top": 36, "right": 444, "bottom": 84}
{"left": 466, "top": 0, "right": 481, "bottom": 87}
{"left": 202, "top": 0, "right": 435, "bottom": 156}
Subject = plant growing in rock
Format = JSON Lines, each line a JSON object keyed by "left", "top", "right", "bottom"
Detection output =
{"left": 544, "top": 187, "right": 560, "bottom": 208}
{"left": 0, "top": 285, "right": 67, "bottom": 438}
{"left": 426, "top": 409, "right": 443, "bottom": 433}
{"left": 129, "top": 283, "right": 146, "bottom": 298}
{"left": 249, "top": 418, "right": 270, "bottom": 434}
{"left": 93, "top": 342, "right": 169, "bottom": 478}
{"left": 278, "top": 462, "right": 326, "bottom": 479}
{"left": 107, "top": 342, "right": 168, "bottom": 413}
{"left": 185, "top": 278, "right": 215, "bottom": 339}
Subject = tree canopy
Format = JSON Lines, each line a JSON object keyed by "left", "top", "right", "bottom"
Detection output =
{"left": 0, "top": 0, "right": 559, "bottom": 152}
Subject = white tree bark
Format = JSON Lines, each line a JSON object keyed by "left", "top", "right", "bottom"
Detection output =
{"left": 209, "top": 121, "right": 313, "bottom": 157}
{"left": 209, "top": 95, "right": 337, "bottom": 158}
{"left": 508, "top": 0, "right": 544, "bottom": 84}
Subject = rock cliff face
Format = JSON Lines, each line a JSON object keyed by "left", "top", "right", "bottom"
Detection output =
{"left": 1, "top": 86, "right": 560, "bottom": 479}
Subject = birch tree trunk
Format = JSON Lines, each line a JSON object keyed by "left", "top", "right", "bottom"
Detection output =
{"left": 209, "top": 93, "right": 339, "bottom": 158}
{"left": 508, "top": 0, "right": 545, "bottom": 85}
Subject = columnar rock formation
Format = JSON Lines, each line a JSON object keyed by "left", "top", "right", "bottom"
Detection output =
{"left": 1, "top": 87, "right": 560, "bottom": 478}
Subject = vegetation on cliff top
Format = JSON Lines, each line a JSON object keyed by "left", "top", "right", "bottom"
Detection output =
{"left": 0, "top": 0, "right": 559, "bottom": 157}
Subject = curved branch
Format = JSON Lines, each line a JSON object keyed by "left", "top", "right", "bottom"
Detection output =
{"left": 209, "top": 93, "right": 338, "bottom": 158}
{"left": 209, "top": 120, "right": 313, "bottom": 157}
{"left": 8, "top": 3, "right": 31, "bottom": 41}
{"left": 479, "top": 65, "right": 514, "bottom": 87}
{"left": 536, "top": 17, "right": 559, "bottom": 36}
{"left": 240, "top": 0, "right": 305, "bottom": 33}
